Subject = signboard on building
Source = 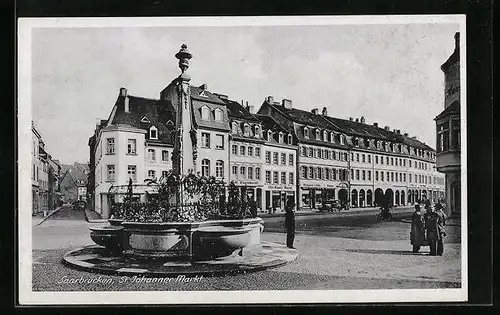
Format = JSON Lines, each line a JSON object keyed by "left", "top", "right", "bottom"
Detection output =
{"left": 265, "top": 185, "right": 294, "bottom": 191}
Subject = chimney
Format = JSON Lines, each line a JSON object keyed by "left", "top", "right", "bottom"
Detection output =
{"left": 396, "top": 129, "right": 401, "bottom": 134}
{"left": 282, "top": 99, "right": 292, "bottom": 109}
{"left": 360, "top": 116, "right": 366, "bottom": 124}
{"left": 119, "top": 87, "right": 127, "bottom": 97}
{"left": 95, "top": 118, "right": 101, "bottom": 127}
{"left": 246, "top": 101, "right": 249, "bottom": 107}
{"left": 349, "top": 117, "right": 353, "bottom": 121}
{"left": 266, "top": 96, "right": 274, "bottom": 103}
{"left": 322, "top": 107, "right": 328, "bottom": 116}
{"left": 199, "top": 84, "right": 208, "bottom": 91}
{"left": 454, "top": 32, "right": 460, "bottom": 51}
{"left": 404, "top": 132, "right": 409, "bottom": 136}
{"left": 124, "top": 95, "right": 130, "bottom": 113}
{"left": 384, "top": 126, "right": 390, "bottom": 131}
{"left": 246, "top": 104, "right": 255, "bottom": 114}
{"left": 373, "top": 122, "right": 378, "bottom": 127}
{"left": 355, "top": 118, "right": 359, "bottom": 123}
{"left": 311, "top": 108, "right": 319, "bottom": 115}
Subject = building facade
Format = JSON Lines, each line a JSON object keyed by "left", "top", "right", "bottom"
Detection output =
{"left": 258, "top": 97, "right": 445, "bottom": 210}
{"left": 435, "top": 32, "right": 461, "bottom": 217}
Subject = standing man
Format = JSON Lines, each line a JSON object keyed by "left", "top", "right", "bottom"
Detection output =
{"left": 425, "top": 205, "right": 447, "bottom": 256}
{"left": 284, "top": 201, "right": 296, "bottom": 249}
{"left": 410, "top": 204, "right": 425, "bottom": 253}
{"left": 435, "top": 203, "right": 448, "bottom": 255}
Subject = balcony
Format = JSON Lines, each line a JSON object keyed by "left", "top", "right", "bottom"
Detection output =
{"left": 436, "top": 150, "right": 460, "bottom": 174}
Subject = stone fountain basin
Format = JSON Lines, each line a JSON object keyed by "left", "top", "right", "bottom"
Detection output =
{"left": 89, "top": 225, "right": 126, "bottom": 253}
{"left": 90, "top": 218, "right": 264, "bottom": 261}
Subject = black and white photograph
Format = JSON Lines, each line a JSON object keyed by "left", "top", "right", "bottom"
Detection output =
{"left": 18, "top": 15, "right": 467, "bottom": 304}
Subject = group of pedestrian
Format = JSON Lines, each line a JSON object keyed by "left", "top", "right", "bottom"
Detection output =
{"left": 410, "top": 200, "right": 447, "bottom": 255}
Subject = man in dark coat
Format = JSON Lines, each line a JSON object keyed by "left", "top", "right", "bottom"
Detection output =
{"left": 284, "top": 201, "right": 296, "bottom": 249}
{"left": 425, "top": 204, "right": 447, "bottom": 256}
{"left": 410, "top": 204, "right": 426, "bottom": 253}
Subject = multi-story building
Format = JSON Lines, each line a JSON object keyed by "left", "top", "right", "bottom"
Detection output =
{"left": 220, "top": 96, "right": 265, "bottom": 208}
{"left": 32, "top": 122, "right": 60, "bottom": 214}
{"left": 435, "top": 32, "right": 461, "bottom": 217}
{"left": 258, "top": 97, "right": 445, "bottom": 210}
{"left": 257, "top": 113, "right": 298, "bottom": 212}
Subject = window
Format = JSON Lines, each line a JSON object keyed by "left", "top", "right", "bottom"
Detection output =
{"left": 451, "top": 119, "right": 460, "bottom": 150}
{"left": 162, "top": 150, "right": 169, "bottom": 162}
{"left": 351, "top": 169, "right": 354, "bottom": 180}
{"left": 375, "top": 156, "right": 378, "bottom": 164}
{"left": 215, "top": 134, "right": 224, "bottom": 149}
{"left": 386, "top": 157, "right": 389, "bottom": 164}
{"left": 201, "top": 159, "right": 210, "bottom": 177}
{"left": 308, "top": 167, "right": 313, "bottom": 179}
{"left": 255, "top": 147, "right": 261, "bottom": 157}
{"left": 232, "top": 145, "right": 238, "bottom": 155}
{"left": 409, "top": 173, "right": 412, "bottom": 182}
{"left": 404, "top": 173, "right": 406, "bottom": 182}
{"left": 399, "top": 158, "right": 402, "bottom": 166}
{"left": 289, "top": 154, "right": 294, "bottom": 166}
{"left": 400, "top": 173, "right": 403, "bottom": 182}
{"left": 240, "top": 166, "right": 246, "bottom": 177}
{"left": 106, "top": 165, "right": 115, "bottom": 181}
{"left": 273, "top": 152, "right": 279, "bottom": 165}
{"left": 332, "top": 168, "right": 337, "bottom": 180}
{"left": 409, "top": 160, "right": 412, "bottom": 167}
{"left": 288, "top": 134, "right": 292, "bottom": 144}
{"left": 315, "top": 129, "right": 320, "bottom": 140}
{"left": 265, "top": 151, "right": 271, "bottom": 164}
{"left": 317, "top": 167, "right": 323, "bottom": 180}
{"left": 356, "top": 153, "right": 360, "bottom": 162}
{"left": 215, "top": 160, "right": 224, "bottom": 178}
{"left": 403, "top": 159, "right": 406, "bottom": 167}
{"left": 325, "top": 168, "right": 330, "bottom": 180}
{"left": 201, "top": 132, "right": 210, "bottom": 148}
{"left": 244, "top": 124, "right": 251, "bottom": 137}
{"left": 248, "top": 147, "right": 253, "bottom": 156}
{"left": 201, "top": 106, "right": 210, "bottom": 120}
{"left": 273, "top": 171, "right": 279, "bottom": 184}
{"left": 304, "top": 127, "right": 309, "bottom": 138}
{"left": 162, "top": 171, "right": 168, "bottom": 179}
{"left": 127, "top": 165, "right": 136, "bottom": 182}
{"left": 240, "top": 146, "right": 246, "bottom": 156}
{"left": 281, "top": 153, "right": 286, "bottom": 165}
{"left": 368, "top": 171, "right": 371, "bottom": 181}
{"left": 148, "top": 170, "right": 156, "bottom": 179}
{"left": 308, "top": 148, "right": 313, "bottom": 157}
{"left": 301, "top": 147, "right": 306, "bottom": 156}
{"left": 214, "top": 108, "right": 223, "bottom": 122}
{"left": 149, "top": 127, "right": 158, "bottom": 139}
{"left": 232, "top": 122, "right": 238, "bottom": 134}
{"left": 281, "top": 172, "right": 286, "bottom": 184}
{"left": 267, "top": 130, "right": 272, "bottom": 141}
{"left": 362, "top": 170, "right": 366, "bottom": 181}
{"left": 147, "top": 149, "right": 156, "bottom": 162}
{"left": 395, "top": 172, "right": 398, "bottom": 182}
{"left": 254, "top": 126, "right": 261, "bottom": 138}
{"left": 351, "top": 153, "right": 354, "bottom": 161}
{"left": 248, "top": 167, "right": 253, "bottom": 179}
{"left": 279, "top": 132, "right": 284, "bottom": 143}
{"left": 381, "top": 172, "right": 384, "bottom": 181}
{"left": 340, "top": 135, "right": 345, "bottom": 145}
{"left": 323, "top": 130, "right": 328, "bottom": 141}
{"left": 106, "top": 138, "right": 115, "bottom": 155}
{"left": 395, "top": 159, "right": 398, "bottom": 166}
{"left": 265, "top": 171, "right": 271, "bottom": 184}
{"left": 391, "top": 172, "right": 394, "bottom": 182}
{"left": 127, "top": 139, "right": 136, "bottom": 154}
{"left": 301, "top": 166, "right": 307, "bottom": 179}
{"left": 356, "top": 170, "right": 360, "bottom": 180}
{"left": 232, "top": 165, "right": 237, "bottom": 176}
{"left": 255, "top": 167, "right": 261, "bottom": 180}
{"left": 289, "top": 173, "right": 294, "bottom": 185}
{"left": 391, "top": 157, "right": 394, "bottom": 165}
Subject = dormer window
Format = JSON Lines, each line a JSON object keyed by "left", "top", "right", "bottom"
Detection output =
{"left": 288, "top": 134, "right": 292, "bottom": 144}
{"left": 340, "top": 134, "right": 345, "bottom": 145}
{"left": 254, "top": 125, "right": 261, "bottom": 138}
{"left": 315, "top": 129, "right": 320, "bottom": 140}
{"left": 140, "top": 116, "right": 151, "bottom": 123}
{"left": 279, "top": 132, "right": 284, "bottom": 143}
{"left": 201, "top": 105, "right": 210, "bottom": 120}
{"left": 267, "top": 130, "right": 272, "bottom": 141}
{"left": 149, "top": 126, "right": 158, "bottom": 140}
{"left": 165, "top": 120, "right": 174, "bottom": 127}
{"left": 214, "top": 108, "right": 223, "bottom": 122}
{"left": 244, "top": 124, "right": 251, "bottom": 137}
{"left": 304, "top": 127, "right": 309, "bottom": 139}
{"left": 232, "top": 122, "right": 238, "bottom": 134}
{"left": 323, "top": 130, "right": 328, "bottom": 141}
{"left": 330, "top": 132, "right": 335, "bottom": 143}
{"left": 354, "top": 137, "right": 359, "bottom": 147}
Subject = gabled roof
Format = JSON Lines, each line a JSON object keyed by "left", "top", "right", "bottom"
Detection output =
{"left": 222, "top": 99, "right": 260, "bottom": 122}
{"left": 434, "top": 101, "right": 460, "bottom": 121}
{"left": 110, "top": 95, "right": 174, "bottom": 145}
{"left": 190, "top": 86, "right": 226, "bottom": 105}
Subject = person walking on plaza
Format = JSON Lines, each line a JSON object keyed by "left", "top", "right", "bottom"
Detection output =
{"left": 425, "top": 204, "right": 447, "bottom": 256}
{"left": 284, "top": 201, "right": 296, "bottom": 249}
{"left": 410, "top": 204, "right": 426, "bottom": 253}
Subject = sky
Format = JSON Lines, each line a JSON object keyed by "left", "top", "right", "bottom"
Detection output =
{"left": 31, "top": 22, "right": 460, "bottom": 164}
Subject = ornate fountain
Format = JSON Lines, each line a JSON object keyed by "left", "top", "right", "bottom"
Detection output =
{"left": 64, "top": 45, "right": 296, "bottom": 276}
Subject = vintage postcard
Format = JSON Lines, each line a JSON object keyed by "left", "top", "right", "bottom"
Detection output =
{"left": 18, "top": 15, "right": 467, "bottom": 304}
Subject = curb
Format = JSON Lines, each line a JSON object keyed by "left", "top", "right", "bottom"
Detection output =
{"left": 260, "top": 207, "right": 414, "bottom": 219}
{"left": 33, "top": 206, "right": 64, "bottom": 227}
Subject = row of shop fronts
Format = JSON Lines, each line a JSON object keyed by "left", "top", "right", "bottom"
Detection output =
{"left": 298, "top": 183, "right": 445, "bottom": 209}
